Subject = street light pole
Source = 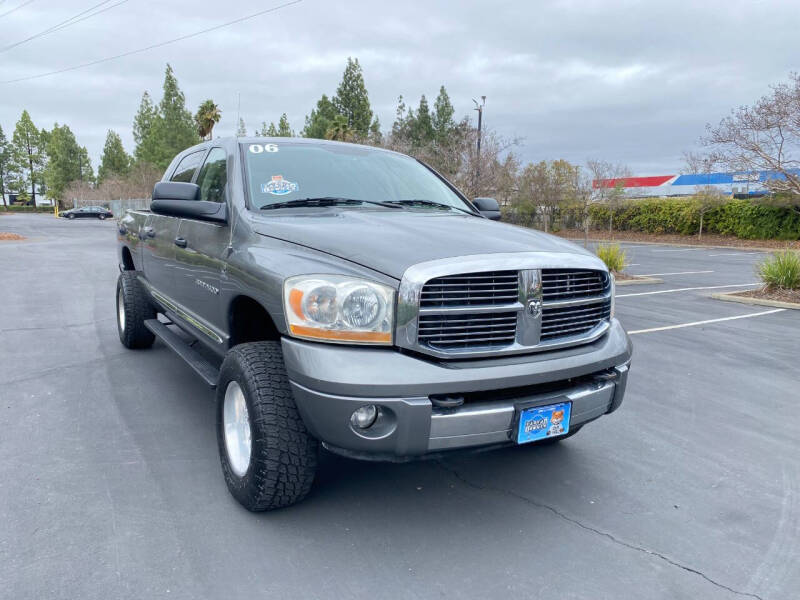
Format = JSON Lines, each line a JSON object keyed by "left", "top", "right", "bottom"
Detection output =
{"left": 473, "top": 96, "right": 486, "bottom": 187}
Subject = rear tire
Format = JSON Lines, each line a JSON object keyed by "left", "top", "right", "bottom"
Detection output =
{"left": 116, "top": 271, "right": 156, "bottom": 349}
{"left": 67, "top": 213, "right": 75, "bottom": 219}
{"left": 216, "top": 342, "right": 318, "bottom": 511}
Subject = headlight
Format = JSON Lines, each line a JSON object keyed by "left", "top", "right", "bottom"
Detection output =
{"left": 283, "top": 275, "right": 395, "bottom": 344}
{"left": 609, "top": 272, "right": 616, "bottom": 319}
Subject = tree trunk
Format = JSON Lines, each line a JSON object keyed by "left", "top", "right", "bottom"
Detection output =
{"left": 609, "top": 212, "right": 613, "bottom": 236}
{"left": 28, "top": 154, "right": 36, "bottom": 207}
{"left": 698, "top": 213, "right": 704, "bottom": 239}
{"left": 584, "top": 211, "right": 589, "bottom": 248}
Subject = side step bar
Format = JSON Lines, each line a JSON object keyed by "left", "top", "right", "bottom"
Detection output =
{"left": 144, "top": 319, "right": 219, "bottom": 388}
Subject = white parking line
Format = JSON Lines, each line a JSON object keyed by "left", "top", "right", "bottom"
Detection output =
{"left": 627, "top": 263, "right": 640, "bottom": 267}
{"left": 637, "top": 270, "right": 713, "bottom": 276}
{"left": 628, "top": 309, "right": 785, "bottom": 334}
{"left": 651, "top": 248, "right": 707, "bottom": 253}
{"left": 708, "top": 252, "right": 765, "bottom": 257}
{"left": 617, "top": 283, "right": 758, "bottom": 298}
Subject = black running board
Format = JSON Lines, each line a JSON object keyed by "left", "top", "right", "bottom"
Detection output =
{"left": 144, "top": 319, "right": 219, "bottom": 388}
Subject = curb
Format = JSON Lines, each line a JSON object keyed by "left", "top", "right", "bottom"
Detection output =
{"left": 615, "top": 276, "right": 663, "bottom": 286}
{"left": 711, "top": 292, "right": 800, "bottom": 310}
{"left": 561, "top": 237, "right": 798, "bottom": 254}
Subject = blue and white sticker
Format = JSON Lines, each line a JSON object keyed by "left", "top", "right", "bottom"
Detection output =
{"left": 261, "top": 175, "right": 298, "bottom": 195}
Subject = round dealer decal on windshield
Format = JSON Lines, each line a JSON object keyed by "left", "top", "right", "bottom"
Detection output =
{"left": 261, "top": 175, "right": 299, "bottom": 195}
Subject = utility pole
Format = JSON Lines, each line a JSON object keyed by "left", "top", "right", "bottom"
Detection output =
{"left": 472, "top": 95, "right": 486, "bottom": 187}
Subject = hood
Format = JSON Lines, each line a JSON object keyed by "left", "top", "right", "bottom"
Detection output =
{"left": 250, "top": 208, "right": 597, "bottom": 279}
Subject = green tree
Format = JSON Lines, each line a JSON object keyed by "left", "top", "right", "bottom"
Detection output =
{"left": 411, "top": 94, "right": 434, "bottom": 144}
{"left": 44, "top": 123, "right": 94, "bottom": 203}
{"left": 139, "top": 64, "right": 200, "bottom": 169}
{"left": 132, "top": 91, "right": 156, "bottom": 162}
{"left": 236, "top": 117, "right": 247, "bottom": 137}
{"left": 195, "top": 99, "right": 221, "bottom": 140}
{"left": 302, "top": 94, "right": 338, "bottom": 139}
{"left": 432, "top": 85, "right": 456, "bottom": 142}
{"left": 258, "top": 121, "right": 278, "bottom": 136}
{"left": 98, "top": 130, "right": 132, "bottom": 184}
{"left": 0, "top": 125, "right": 10, "bottom": 209}
{"left": 9, "top": 110, "right": 45, "bottom": 205}
{"left": 390, "top": 95, "right": 413, "bottom": 140}
{"left": 276, "top": 113, "right": 293, "bottom": 137}
{"left": 332, "top": 57, "right": 373, "bottom": 136}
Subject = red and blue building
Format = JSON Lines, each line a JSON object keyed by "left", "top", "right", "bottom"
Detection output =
{"left": 594, "top": 170, "right": 800, "bottom": 198}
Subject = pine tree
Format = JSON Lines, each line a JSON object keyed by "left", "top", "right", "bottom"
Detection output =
{"left": 391, "top": 95, "right": 413, "bottom": 141}
{"left": 276, "top": 113, "right": 293, "bottom": 137}
{"left": 44, "top": 123, "right": 94, "bottom": 202}
{"left": 432, "top": 85, "right": 456, "bottom": 142}
{"left": 0, "top": 125, "right": 10, "bottom": 208}
{"left": 411, "top": 95, "right": 434, "bottom": 144}
{"left": 302, "top": 94, "right": 338, "bottom": 139}
{"left": 9, "top": 110, "right": 45, "bottom": 205}
{"left": 98, "top": 130, "right": 132, "bottom": 183}
{"left": 145, "top": 64, "right": 200, "bottom": 168}
{"left": 332, "top": 57, "right": 373, "bottom": 136}
{"left": 237, "top": 117, "right": 247, "bottom": 137}
{"left": 132, "top": 91, "right": 156, "bottom": 161}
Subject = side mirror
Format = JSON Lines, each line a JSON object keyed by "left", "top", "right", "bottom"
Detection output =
{"left": 473, "top": 197, "right": 501, "bottom": 221}
{"left": 150, "top": 181, "right": 227, "bottom": 223}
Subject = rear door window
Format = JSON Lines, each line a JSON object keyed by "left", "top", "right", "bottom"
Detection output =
{"left": 170, "top": 150, "right": 206, "bottom": 183}
{"left": 194, "top": 148, "right": 228, "bottom": 203}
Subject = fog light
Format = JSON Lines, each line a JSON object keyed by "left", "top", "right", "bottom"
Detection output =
{"left": 351, "top": 405, "right": 378, "bottom": 429}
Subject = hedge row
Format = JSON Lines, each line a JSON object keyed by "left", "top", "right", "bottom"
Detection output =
{"left": 587, "top": 198, "right": 800, "bottom": 240}
{"left": 2, "top": 205, "right": 56, "bottom": 213}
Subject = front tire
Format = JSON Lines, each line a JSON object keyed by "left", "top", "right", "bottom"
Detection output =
{"left": 98, "top": 214, "right": 106, "bottom": 220}
{"left": 216, "top": 342, "right": 318, "bottom": 511}
{"left": 67, "top": 213, "right": 75, "bottom": 219}
{"left": 116, "top": 271, "right": 156, "bottom": 349}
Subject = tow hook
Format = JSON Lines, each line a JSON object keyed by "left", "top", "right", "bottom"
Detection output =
{"left": 430, "top": 394, "right": 465, "bottom": 409}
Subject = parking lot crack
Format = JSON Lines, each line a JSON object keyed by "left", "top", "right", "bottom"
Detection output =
{"left": 436, "top": 462, "right": 764, "bottom": 600}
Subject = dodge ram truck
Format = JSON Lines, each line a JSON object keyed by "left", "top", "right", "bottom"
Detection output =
{"left": 116, "top": 137, "right": 632, "bottom": 511}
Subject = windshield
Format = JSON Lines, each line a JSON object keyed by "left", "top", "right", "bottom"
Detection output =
{"left": 242, "top": 141, "right": 474, "bottom": 212}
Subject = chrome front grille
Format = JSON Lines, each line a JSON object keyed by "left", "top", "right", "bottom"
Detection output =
{"left": 541, "top": 299, "right": 612, "bottom": 341}
{"left": 542, "top": 269, "right": 607, "bottom": 301}
{"left": 396, "top": 256, "right": 613, "bottom": 359}
{"left": 419, "top": 271, "right": 519, "bottom": 308}
{"left": 418, "top": 311, "right": 518, "bottom": 350}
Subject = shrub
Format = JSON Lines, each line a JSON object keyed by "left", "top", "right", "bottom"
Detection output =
{"left": 596, "top": 243, "right": 627, "bottom": 273}
{"left": 757, "top": 251, "right": 800, "bottom": 290}
{"left": 584, "top": 197, "right": 800, "bottom": 240}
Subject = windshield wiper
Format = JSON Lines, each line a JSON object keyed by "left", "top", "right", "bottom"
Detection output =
{"left": 260, "top": 197, "right": 402, "bottom": 210}
{"left": 385, "top": 199, "right": 478, "bottom": 216}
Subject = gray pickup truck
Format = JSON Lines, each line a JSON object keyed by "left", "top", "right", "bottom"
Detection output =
{"left": 116, "top": 137, "right": 632, "bottom": 511}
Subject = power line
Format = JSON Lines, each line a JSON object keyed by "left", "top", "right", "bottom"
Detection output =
{"left": 1, "top": 0, "right": 302, "bottom": 84}
{"left": 0, "top": 0, "right": 35, "bottom": 19}
{"left": 1, "top": 0, "right": 127, "bottom": 54}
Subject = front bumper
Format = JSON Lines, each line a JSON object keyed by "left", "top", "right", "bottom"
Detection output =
{"left": 282, "top": 319, "right": 632, "bottom": 459}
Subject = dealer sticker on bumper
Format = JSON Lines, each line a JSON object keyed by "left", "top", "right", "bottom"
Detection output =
{"left": 517, "top": 401, "right": 571, "bottom": 444}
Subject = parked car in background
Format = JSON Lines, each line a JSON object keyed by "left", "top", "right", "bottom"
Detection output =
{"left": 61, "top": 206, "right": 113, "bottom": 220}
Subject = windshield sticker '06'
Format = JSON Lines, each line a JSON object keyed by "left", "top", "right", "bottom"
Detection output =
{"left": 249, "top": 143, "right": 278, "bottom": 153}
{"left": 261, "top": 175, "right": 298, "bottom": 195}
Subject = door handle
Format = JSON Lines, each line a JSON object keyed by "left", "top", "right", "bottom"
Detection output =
{"left": 174, "top": 237, "right": 187, "bottom": 248}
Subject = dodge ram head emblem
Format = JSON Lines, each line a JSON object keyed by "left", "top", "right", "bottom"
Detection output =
{"left": 526, "top": 298, "right": 542, "bottom": 318}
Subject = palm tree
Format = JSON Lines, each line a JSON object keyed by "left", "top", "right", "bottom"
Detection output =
{"left": 195, "top": 100, "right": 222, "bottom": 140}
{"left": 324, "top": 114, "right": 355, "bottom": 142}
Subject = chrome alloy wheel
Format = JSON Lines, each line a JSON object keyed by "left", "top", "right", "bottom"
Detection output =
{"left": 223, "top": 381, "right": 252, "bottom": 477}
{"left": 117, "top": 287, "right": 125, "bottom": 332}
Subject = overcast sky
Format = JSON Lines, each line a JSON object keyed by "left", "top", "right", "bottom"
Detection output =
{"left": 1, "top": 0, "right": 798, "bottom": 175}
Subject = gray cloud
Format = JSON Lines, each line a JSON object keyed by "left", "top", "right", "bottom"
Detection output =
{"left": 1, "top": 0, "right": 797, "bottom": 175}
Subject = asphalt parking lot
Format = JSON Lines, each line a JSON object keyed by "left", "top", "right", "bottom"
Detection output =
{"left": 1, "top": 213, "right": 798, "bottom": 600}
